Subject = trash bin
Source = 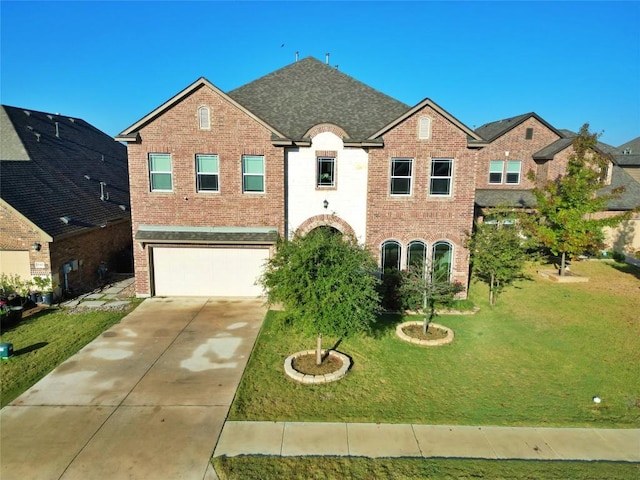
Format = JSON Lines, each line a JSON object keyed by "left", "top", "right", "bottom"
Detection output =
{"left": 0, "top": 343, "right": 14, "bottom": 359}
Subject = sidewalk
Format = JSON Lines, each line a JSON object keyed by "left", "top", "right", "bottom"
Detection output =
{"left": 214, "top": 421, "right": 640, "bottom": 461}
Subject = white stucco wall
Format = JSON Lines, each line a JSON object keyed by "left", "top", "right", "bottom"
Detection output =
{"left": 286, "top": 131, "right": 368, "bottom": 242}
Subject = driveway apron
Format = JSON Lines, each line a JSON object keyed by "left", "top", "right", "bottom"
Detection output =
{"left": 0, "top": 297, "right": 266, "bottom": 480}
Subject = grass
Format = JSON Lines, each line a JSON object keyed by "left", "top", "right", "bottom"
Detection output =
{"left": 0, "top": 302, "right": 141, "bottom": 407}
{"left": 213, "top": 456, "right": 640, "bottom": 480}
{"left": 229, "top": 260, "right": 640, "bottom": 427}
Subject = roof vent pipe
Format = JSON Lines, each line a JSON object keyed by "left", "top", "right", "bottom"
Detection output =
{"left": 325, "top": 52, "right": 330, "bottom": 64}
{"left": 55, "top": 122, "right": 59, "bottom": 137}
{"left": 295, "top": 51, "right": 299, "bottom": 62}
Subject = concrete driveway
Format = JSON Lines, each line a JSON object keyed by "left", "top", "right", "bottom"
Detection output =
{"left": 0, "top": 297, "right": 266, "bottom": 480}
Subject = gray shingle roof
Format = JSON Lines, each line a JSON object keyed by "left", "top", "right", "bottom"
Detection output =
{"left": 474, "top": 189, "right": 537, "bottom": 208}
{"left": 135, "top": 225, "right": 278, "bottom": 244}
{"left": 532, "top": 138, "right": 574, "bottom": 160}
{"left": 601, "top": 165, "right": 640, "bottom": 210}
{"left": 228, "top": 57, "right": 410, "bottom": 141}
{"left": 613, "top": 137, "right": 640, "bottom": 166}
{"left": 475, "top": 112, "right": 562, "bottom": 142}
{"left": 0, "top": 105, "right": 130, "bottom": 239}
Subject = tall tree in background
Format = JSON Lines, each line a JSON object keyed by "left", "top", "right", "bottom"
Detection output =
{"left": 524, "top": 124, "right": 629, "bottom": 276}
{"left": 466, "top": 211, "right": 529, "bottom": 306}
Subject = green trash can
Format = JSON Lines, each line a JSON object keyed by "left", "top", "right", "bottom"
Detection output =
{"left": 0, "top": 343, "right": 14, "bottom": 359}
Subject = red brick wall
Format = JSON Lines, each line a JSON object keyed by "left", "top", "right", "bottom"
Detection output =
{"left": 476, "top": 117, "right": 561, "bottom": 189}
{"left": 366, "top": 105, "right": 477, "bottom": 293}
{"left": 126, "top": 85, "right": 285, "bottom": 296}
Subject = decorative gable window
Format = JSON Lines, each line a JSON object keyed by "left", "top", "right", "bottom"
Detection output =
{"left": 525, "top": 127, "right": 533, "bottom": 140}
{"left": 149, "top": 153, "right": 173, "bottom": 191}
{"left": 242, "top": 155, "right": 265, "bottom": 193}
{"left": 317, "top": 157, "right": 335, "bottom": 187}
{"left": 390, "top": 158, "right": 413, "bottom": 195}
{"left": 418, "top": 116, "right": 432, "bottom": 140}
{"left": 196, "top": 154, "right": 219, "bottom": 192}
{"left": 430, "top": 158, "right": 453, "bottom": 196}
{"left": 198, "top": 106, "right": 210, "bottom": 130}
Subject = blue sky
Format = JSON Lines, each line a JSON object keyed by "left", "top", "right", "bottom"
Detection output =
{"left": 1, "top": 1, "right": 639, "bottom": 147}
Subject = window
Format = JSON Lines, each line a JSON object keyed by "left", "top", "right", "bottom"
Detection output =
{"left": 488, "top": 160, "right": 521, "bottom": 184}
{"left": 317, "top": 157, "right": 335, "bottom": 187}
{"left": 432, "top": 241, "right": 452, "bottom": 281}
{"left": 505, "top": 160, "right": 521, "bottom": 184}
{"left": 418, "top": 116, "right": 432, "bottom": 140}
{"left": 407, "top": 241, "right": 427, "bottom": 271}
{"left": 149, "top": 153, "right": 172, "bottom": 191}
{"left": 198, "top": 106, "right": 210, "bottom": 130}
{"left": 525, "top": 127, "right": 533, "bottom": 140}
{"left": 381, "top": 241, "right": 401, "bottom": 271}
{"left": 489, "top": 160, "right": 504, "bottom": 184}
{"left": 242, "top": 155, "right": 264, "bottom": 193}
{"left": 390, "top": 158, "right": 413, "bottom": 195}
{"left": 196, "top": 154, "right": 219, "bottom": 192}
{"left": 430, "top": 158, "right": 453, "bottom": 196}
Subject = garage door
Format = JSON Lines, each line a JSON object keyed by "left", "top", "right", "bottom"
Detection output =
{"left": 0, "top": 250, "right": 30, "bottom": 279}
{"left": 152, "top": 247, "right": 269, "bottom": 297}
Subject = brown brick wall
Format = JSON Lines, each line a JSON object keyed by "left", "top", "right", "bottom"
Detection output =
{"left": 127, "top": 85, "right": 285, "bottom": 296}
{"left": 366, "top": 105, "right": 477, "bottom": 293}
{"left": 476, "top": 118, "right": 561, "bottom": 189}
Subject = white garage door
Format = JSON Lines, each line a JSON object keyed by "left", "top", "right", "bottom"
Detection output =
{"left": 0, "top": 250, "right": 30, "bottom": 279}
{"left": 152, "top": 247, "right": 269, "bottom": 297}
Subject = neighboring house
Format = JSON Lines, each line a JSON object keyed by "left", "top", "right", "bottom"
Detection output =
{"left": 116, "top": 57, "right": 639, "bottom": 299}
{"left": 0, "top": 105, "right": 132, "bottom": 296}
{"left": 117, "top": 57, "right": 484, "bottom": 298}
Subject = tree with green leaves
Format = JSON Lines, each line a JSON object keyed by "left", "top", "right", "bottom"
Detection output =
{"left": 466, "top": 211, "right": 529, "bottom": 306}
{"left": 260, "top": 227, "right": 381, "bottom": 364}
{"left": 524, "top": 124, "right": 629, "bottom": 276}
{"left": 398, "top": 261, "right": 464, "bottom": 334}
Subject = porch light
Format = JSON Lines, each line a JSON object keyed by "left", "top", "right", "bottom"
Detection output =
{"left": 323, "top": 199, "right": 329, "bottom": 209}
{"left": 32, "top": 242, "right": 41, "bottom": 251}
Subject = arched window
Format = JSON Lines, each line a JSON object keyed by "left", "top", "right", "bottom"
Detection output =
{"left": 198, "top": 106, "right": 210, "bottom": 130}
{"left": 407, "top": 241, "right": 427, "bottom": 272}
{"left": 432, "top": 241, "right": 453, "bottom": 281}
{"left": 381, "top": 241, "right": 401, "bottom": 272}
{"left": 418, "top": 116, "right": 432, "bottom": 140}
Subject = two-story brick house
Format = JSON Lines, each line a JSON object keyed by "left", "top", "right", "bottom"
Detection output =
{"left": 117, "top": 57, "right": 485, "bottom": 297}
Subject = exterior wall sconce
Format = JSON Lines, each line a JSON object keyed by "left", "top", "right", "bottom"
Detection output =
{"left": 323, "top": 199, "right": 329, "bottom": 209}
{"left": 32, "top": 242, "right": 41, "bottom": 251}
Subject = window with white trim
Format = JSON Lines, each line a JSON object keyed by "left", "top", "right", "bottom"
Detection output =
{"left": 489, "top": 160, "right": 504, "bottom": 184}
{"left": 432, "top": 241, "right": 453, "bottom": 281}
{"left": 196, "top": 154, "right": 219, "bottom": 192}
{"left": 317, "top": 157, "right": 335, "bottom": 187}
{"left": 198, "top": 106, "right": 210, "bottom": 130}
{"left": 149, "top": 153, "right": 172, "bottom": 191}
{"left": 488, "top": 160, "right": 521, "bottom": 185}
{"left": 505, "top": 160, "right": 521, "bottom": 184}
{"left": 407, "top": 241, "right": 427, "bottom": 271}
{"left": 381, "top": 240, "right": 401, "bottom": 271}
{"left": 418, "top": 116, "right": 432, "bottom": 140}
{"left": 430, "top": 158, "right": 453, "bottom": 196}
{"left": 242, "top": 155, "right": 265, "bottom": 193}
{"left": 390, "top": 158, "right": 413, "bottom": 195}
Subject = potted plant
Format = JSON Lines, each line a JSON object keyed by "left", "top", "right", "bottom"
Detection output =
{"left": 33, "top": 276, "right": 54, "bottom": 305}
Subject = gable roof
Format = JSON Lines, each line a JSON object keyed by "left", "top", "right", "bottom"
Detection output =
{"left": 370, "top": 97, "right": 485, "bottom": 146}
{"left": 227, "top": 57, "right": 410, "bottom": 141}
{"left": 1, "top": 105, "right": 130, "bottom": 240}
{"left": 117, "top": 77, "right": 285, "bottom": 140}
{"left": 475, "top": 112, "right": 563, "bottom": 142}
{"left": 614, "top": 136, "right": 640, "bottom": 166}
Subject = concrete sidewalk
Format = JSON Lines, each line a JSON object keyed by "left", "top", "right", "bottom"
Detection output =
{"left": 214, "top": 421, "right": 640, "bottom": 461}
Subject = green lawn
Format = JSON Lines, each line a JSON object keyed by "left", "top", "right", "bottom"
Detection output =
{"left": 229, "top": 260, "right": 640, "bottom": 427}
{"left": 0, "top": 303, "right": 140, "bottom": 407}
{"left": 213, "top": 457, "right": 639, "bottom": 480}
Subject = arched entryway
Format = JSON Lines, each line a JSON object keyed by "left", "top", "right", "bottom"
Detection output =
{"left": 296, "top": 214, "right": 357, "bottom": 239}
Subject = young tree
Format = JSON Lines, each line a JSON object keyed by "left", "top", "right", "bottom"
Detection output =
{"left": 466, "top": 212, "right": 529, "bottom": 306}
{"left": 398, "top": 261, "right": 463, "bottom": 334}
{"left": 260, "top": 227, "right": 381, "bottom": 364}
{"left": 524, "top": 124, "right": 629, "bottom": 276}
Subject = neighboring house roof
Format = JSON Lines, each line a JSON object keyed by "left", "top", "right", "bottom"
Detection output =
{"left": 475, "top": 112, "right": 563, "bottom": 142}
{"left": 475, "top": 189, "right": 537, "bottom": 208}
{"left": 0, "top": 105, "right": 130, "bottom": 240}
{"left": 228, "top": 57, "right": 410, "bottom": 141}
{"left": 602, "top": 165, "right": 640, "bottom": 210}
{"left": 613, "top": 137, "right": 640, "bottom": 166}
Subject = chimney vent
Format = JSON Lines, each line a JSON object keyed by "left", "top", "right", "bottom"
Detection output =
{"left": 295, "top": 51, "right": 299, "bottom": 62}
{"left": 325, "top": 52, "right": 330, "bottom": 64}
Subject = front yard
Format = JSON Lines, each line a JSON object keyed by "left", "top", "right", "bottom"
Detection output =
{"left": 230, "top": 260, "right": 640, "bottom": 428}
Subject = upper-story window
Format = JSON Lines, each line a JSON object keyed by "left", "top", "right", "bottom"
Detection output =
{"left": 196, "top": 154, "right": 219, "bottom": 192}
{"left": 198, "top": 106, "right": 210, "bottom": 130}
{"left": 390, "top": 158, "right": 413, "bottom": 195}
{"left": 242, "top": 155, "right": 265, "bottom": 193}
{"left": 418, "top": 116, "right": 432, "bottom": 140}
{"left": 317, "top": 157, "right": 335, "bottom": 187}
{"left": 430, "top": 158, "right": 453, "bottom": 196}
{"left": 149, "top": 153, "right": 173, "bottom": 192}
{"left": 489, "top": 160, "right": 521, "bottom": 184}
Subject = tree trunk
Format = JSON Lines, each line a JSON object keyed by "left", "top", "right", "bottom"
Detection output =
{"left": 316, "top": 333, "right": 322, "bottom": 366}
{"left": 489, "top": 273, "right": 495, "bottom": 306}
{"left": 560, "top": 252, "right": 566, "bottom": 276}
